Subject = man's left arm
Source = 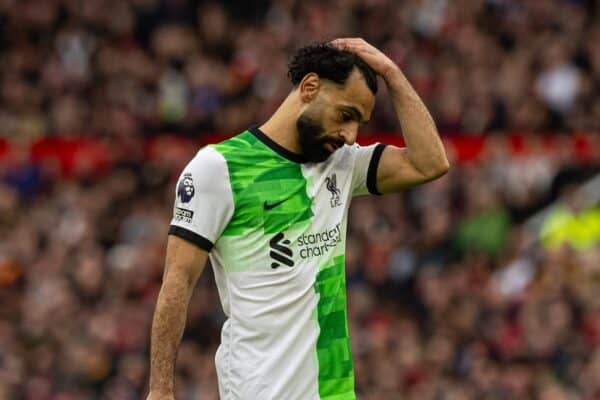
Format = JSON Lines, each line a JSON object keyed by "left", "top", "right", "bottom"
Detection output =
{"left": 333, "top": 38, "right": 449, "bottom": 193}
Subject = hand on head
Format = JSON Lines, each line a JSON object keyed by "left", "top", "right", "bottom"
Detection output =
{"left": 331, "top": 38, "right": 398, "bottom": 79}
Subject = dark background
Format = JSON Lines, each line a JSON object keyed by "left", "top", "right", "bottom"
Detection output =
{"left": 0, "top": 1, "right": 599, "bottom": 399}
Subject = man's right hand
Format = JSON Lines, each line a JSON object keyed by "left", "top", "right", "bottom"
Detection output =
{"left": 147, "top": 236, "right": 209, "bottom": 400}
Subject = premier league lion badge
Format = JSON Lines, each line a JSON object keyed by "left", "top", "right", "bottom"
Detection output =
{"left": 177, "top": 173, "right": 195, "bottom": 203}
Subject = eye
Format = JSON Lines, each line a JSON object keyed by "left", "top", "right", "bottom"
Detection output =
{"left": 339, "top": 111, "right": 353, "bottom": 122}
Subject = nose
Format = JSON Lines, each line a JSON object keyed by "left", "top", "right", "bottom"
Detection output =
{"left": 339, "top": 128, "right": 358, "bottom": 145}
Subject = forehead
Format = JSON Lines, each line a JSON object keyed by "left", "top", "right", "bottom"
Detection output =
{"left": 325, "top": 69, "right": 375, "bottom": 119}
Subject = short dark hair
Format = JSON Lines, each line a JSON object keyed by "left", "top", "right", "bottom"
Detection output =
{"left": 287, "top": 42, "right": 378, "bottom": 94}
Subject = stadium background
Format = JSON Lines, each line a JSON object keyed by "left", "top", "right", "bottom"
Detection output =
{"left": 0, "top": 0, "right": 599, "bottom": 399}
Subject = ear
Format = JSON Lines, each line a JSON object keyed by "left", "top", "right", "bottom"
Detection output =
{"left": 299, "top": 73, "right": 320, "bottom": 103}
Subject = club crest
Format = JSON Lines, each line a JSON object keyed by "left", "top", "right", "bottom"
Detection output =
{"left": 326, "top": 173, "right": 342, "bottom": 208}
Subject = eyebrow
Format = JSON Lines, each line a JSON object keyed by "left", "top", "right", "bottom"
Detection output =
{"left": 340, "top": 105, "right": 370, "bottom": 124}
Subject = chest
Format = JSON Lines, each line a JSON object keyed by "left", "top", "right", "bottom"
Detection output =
{"left": 223, "top": 159, "right": 352, "bottom": 237}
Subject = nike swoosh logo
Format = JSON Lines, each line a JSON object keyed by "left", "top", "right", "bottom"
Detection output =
{"left": 263, "top": 198, "right": 289, "bottom": 210}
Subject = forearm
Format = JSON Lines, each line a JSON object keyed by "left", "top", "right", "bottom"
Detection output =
{"left": 384, "top": 67, "right": 449, "bottom": 177}
{"left": 149, "top": 272, "right": 193, "bottom": 395}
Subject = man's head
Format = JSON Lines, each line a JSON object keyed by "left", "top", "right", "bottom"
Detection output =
{"left": 288, "top": 42, "right": 377, "bottom": 162}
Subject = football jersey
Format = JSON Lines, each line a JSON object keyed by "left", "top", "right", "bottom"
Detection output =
{"left": 169, "top": 126, "right": 386, "bottom": 400}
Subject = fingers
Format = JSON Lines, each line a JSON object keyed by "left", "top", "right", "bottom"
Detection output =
{"left": 333, "top": 39, "right": 379, "bottom": 59}
{"left": 331, "top": 37, "right": 369, "bottom": 50}
{"left": 331, "top": 38, "right": 377, "bottom": 62}
{"left": 330, "top": 38, "right": 350, "bottom": 50}
{"left": 332, "top": 37, "right": 366, "bottom": 43}
{"left": 331, "top": 38, "right": 396, "bottom": 78}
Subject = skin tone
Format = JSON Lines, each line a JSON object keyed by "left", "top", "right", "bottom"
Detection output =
{"left": 260, "top": 67, "right": 375, "bottom": 161}
{"left": 148, "top": 235, "right": 207, "bottom": 400}
{"left": 262, "top": 38, "right": 448, "bottom": 192}
{"left": 335, "top": 38, "right": 449, "bottom": 191}
{"left": 147, "top": 38, "right": 449, "bottom": 400}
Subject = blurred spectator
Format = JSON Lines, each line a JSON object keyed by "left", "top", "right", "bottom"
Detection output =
{"left": 541, "top": 186, "right": 600, "bottom": 251}
{"left": 1, "top": 1, "right": 600, "bottom": 399}
{"left": 0, "top": 129, "right": 598, "bottom": 398}
{"left": 1, "top": 0, "right": 600, "bottom": 140}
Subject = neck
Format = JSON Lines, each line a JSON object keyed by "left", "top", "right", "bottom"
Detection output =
{"left": 259, "top": 92, "right": 303, "bottom": 154}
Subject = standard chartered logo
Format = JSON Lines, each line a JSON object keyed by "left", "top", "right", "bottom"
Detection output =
{"left": 269, "top": 232, "right": 294, "bottom": 268}
{"left": 297, "top": 223, "right": 342, "bottom": 259}
{"left": 269, "top": 224, "right": 342, "bottom": 268}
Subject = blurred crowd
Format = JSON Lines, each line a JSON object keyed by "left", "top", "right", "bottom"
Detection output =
{"left": 1, "top": 0, "right": 600, "bottom": 399}
{"left": 1, "top": 0, "right": 600, "bottom": 143}
{"left": 1, "top": 131, "right": 599, "bottom": 399}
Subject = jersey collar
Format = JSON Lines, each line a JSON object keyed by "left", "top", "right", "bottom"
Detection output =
{"left": 248, "top": 126, "right": 309, "bottom": 164}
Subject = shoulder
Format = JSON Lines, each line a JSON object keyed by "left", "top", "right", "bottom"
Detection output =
{"left": 332, "top": 143, "right": 379, "bottom": 166}
{"left": 342, "top": 142, "right": 380, "bottom": 156}
{"left": 211, "top": 131, "right": 257, "bottom": 155}
{"left": 312, "top": 143, "right": 370, "bottom": 171}
{"left": 327, "top": 144, "right": 358, "bottom": 168}
{"left": 178, "top": 146, "right": 230, "bottom": 196}
{"left": 186, "top": 145, "right": 228, "bottom": 173}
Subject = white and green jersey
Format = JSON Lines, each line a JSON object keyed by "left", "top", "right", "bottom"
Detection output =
{"left": 169, "top": 127, "right": 386, "bottom": 400}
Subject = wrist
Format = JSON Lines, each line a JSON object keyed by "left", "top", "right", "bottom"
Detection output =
{"left": 382, "top": 63, "right": 401, "bottom": 82}
{"left": 147, "top": 392, "right": 175, "bottom": 400}
{"left": 382, "top": 66, "right": 411, "bottom": 98}
{"left": 148, "top": 386, "right": 174, "bottom": 396}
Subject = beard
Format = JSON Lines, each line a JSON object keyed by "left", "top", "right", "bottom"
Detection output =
{"left": 297, "top": 112, "right": 345, "bottom": 163}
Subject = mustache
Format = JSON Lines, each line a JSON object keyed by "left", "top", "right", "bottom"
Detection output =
{"left": 327, "top": 138, "right": 345, "bottom": 149}
{"left": 320, "top": 137, "right": 345, "bottom": 151}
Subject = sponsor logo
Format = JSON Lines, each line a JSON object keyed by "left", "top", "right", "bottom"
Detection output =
{"left": 177, "top": 173, "right": 195, "bottom": 203}
{"left": 269, "top": 232, "right": 294, "bottom": 268}
{"left": 298, "top": 223, "right": 341, "bottom": 259}
{"left": 326, "top": 173, "right": 342, "bottom": 208}
{"left": 174, "top": 207, "right": 194, "bottom": 223}
{"left": 269, "top": 224, "right": 342, "bottom": 267}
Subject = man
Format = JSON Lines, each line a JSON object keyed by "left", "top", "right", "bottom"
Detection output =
{"left": 147, "top": 38, "right": 449, "bottom": 400}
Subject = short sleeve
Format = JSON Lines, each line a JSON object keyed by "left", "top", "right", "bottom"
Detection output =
{"left": 168, "top": 146, "right": 234, "bottom": 251}
{"left": 350, "top": 143, "right": 388, "bottom": 197}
